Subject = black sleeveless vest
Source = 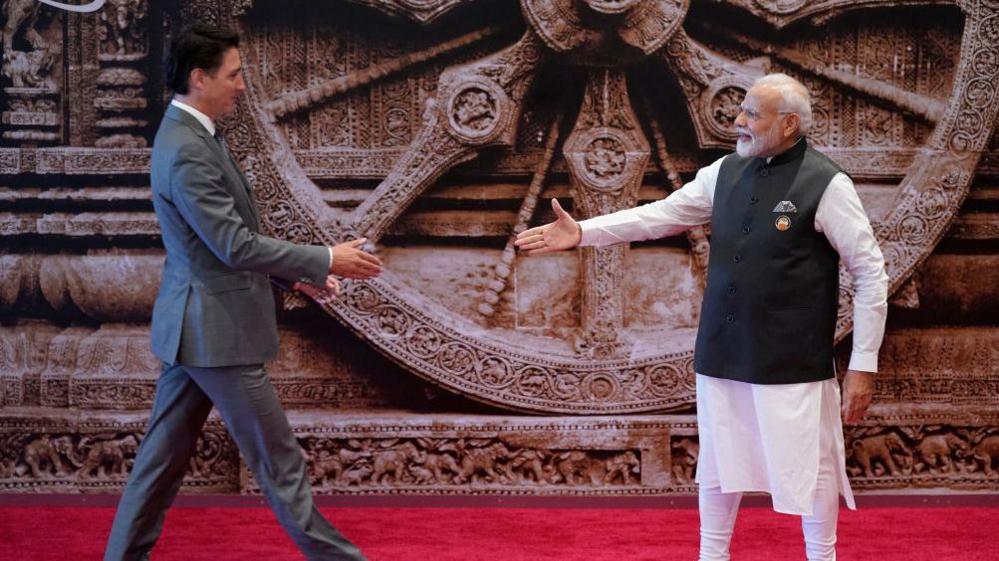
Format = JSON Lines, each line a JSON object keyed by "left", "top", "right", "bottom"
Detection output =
{"left": 693, "top": 139, "right": 843, "bottom": 384}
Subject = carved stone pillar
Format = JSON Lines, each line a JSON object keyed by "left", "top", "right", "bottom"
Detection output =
{"left": 93, "top": 0, "right": 150, "bottom": 148}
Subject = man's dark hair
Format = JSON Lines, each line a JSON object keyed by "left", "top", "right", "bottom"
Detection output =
{"left": 166, "top": 24, "right": 240, "bottom": 94}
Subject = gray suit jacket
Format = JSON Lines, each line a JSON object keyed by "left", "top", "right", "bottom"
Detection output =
{"left": 149, "top": 104, "right": 329, "bottom": 367}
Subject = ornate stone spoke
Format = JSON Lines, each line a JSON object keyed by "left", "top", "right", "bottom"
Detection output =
{"left": 722, "top": 30, "right": 946, "bottom": 122}
{"left": 351, "top": 32, "right": 546, "bottom": 242}
{"left": 640, "top": 93, "right": 709, "bottom": 290}
{"left": 715, "top": 0, "right": 957, "bottom": 29}
{"left": 266, "top": 26, "right": 504, "bottom": 119}
{"left": 660, "top": 30, "right": 764, "bottom": 148}
{"left": 563, "top": 69, "right": 650, "bottom": 358}
{"left": 478, "top": 116, "right": 563, "bottom": 319}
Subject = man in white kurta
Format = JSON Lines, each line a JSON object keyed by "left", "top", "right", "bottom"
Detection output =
{"left": 516, "top": 74, "right": 888, "bottom": 561}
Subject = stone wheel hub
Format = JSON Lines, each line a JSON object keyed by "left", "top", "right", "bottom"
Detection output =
{"left": 520, "top": 0, "right": 689, "bottom": 63}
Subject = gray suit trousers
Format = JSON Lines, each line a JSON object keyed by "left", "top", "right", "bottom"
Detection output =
{"left": 103, "top": 362, "right": 366, "bottom": 561}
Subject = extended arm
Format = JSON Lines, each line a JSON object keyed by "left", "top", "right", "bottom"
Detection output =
{"left": 515, "top": 157, "right": 723, "bottom": 253}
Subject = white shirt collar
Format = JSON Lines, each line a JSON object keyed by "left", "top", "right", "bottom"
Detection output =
{"left": 171, "top": 99, "right": 215, "bottom": 136}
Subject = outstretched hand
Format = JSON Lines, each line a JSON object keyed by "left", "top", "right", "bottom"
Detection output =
{"left": 330, "top": 238, "right": 382, "bottom": 279}
{"left": 514, "top": 199, "right": 581, "bottom": 255}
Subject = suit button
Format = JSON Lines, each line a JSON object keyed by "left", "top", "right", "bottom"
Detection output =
{"left": 733, "top": 254, "right": 742, "bottom": 263}
{"left": 726, "top": 314, "right": 735, "bottom": 323}
{"left": 728, "top": 285, "right": 737, "bottom": 295}
{"left": 750, "top": 195, "right": 760, "bottom": 204}
{"left": 760, "top": 169, "right": 770, "bottom": 177}
{"left": 742, "top": 226, "right": 751, "bottom": 235}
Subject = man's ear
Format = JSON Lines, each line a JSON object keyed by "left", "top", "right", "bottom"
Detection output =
{"left": 188, "top": 67, "right": 205, "bottom": 93}
{"left": 783, "top": 113, "right": 801, "bottom": 138}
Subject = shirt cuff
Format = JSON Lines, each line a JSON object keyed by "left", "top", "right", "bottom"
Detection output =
{"left": 578, "top": 220, "right": 598, "bottom": 247}
{"left": 848, "top": 351, "right": 879, "bottom": 373}
{"left": 328, "top": 246, "right": 334, "bottom": 272}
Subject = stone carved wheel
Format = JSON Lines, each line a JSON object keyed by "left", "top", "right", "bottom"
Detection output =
{"left": 186, "top": 0, "right": 998, "bottom": 414}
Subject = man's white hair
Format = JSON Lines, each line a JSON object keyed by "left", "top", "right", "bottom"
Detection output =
{"left": 753, "top": 73, "right": 812, "bottom": 135}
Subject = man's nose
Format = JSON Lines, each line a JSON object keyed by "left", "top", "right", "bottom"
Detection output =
{"left": 734, "top": 111, "right": 747, "bottom": 128}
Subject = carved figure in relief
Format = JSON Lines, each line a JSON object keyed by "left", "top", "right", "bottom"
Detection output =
{"left": 971, "top": 435, "right": 999, "bottom": 476}
{"left": 1, "top": 0, "right": 41, "bottom": 55}
{"left": 850, "top": 432, "right": 906, "bottom": 478}
{"left": 914, "top": 433, "right": 968, "bottom": 474}
{"left": 21, "top": 434, "right": 75, "bottom": 477}
{"left": 517, "top": 72, "right": 889, "bottom": 559}
{"left": 671, "top": 438, "right": 699, "bottom": 484}
{"left": 77, "top": 434, "right": 138, "bottom": 479}
{"left": 1, "top": 0, "right": 59, "bottom": 89}
{"left": 408, "top": 464, "right": 435, "bottom": 484}
{"left": 188, "top": 446, "right": 216, "bottom": 478}
{"left": 371, "top": 441, "right": 425, "bottom": 484}
{"left": 603, "top": 450, "right": 639, "bottom": 485}
{"left": 452, "top": 88, "right": 496, "bottom": 132}
{"left": 310, "top": 451, "right": 346, "bottom": 484}
{"left": 101, "top": 0, "right": 146, "bottom": 55}
{"left": 712, "top": 87, "right": 745, "bottom": 128}
{"left": 508, "top": 448, "right": 550, "bottom": 484}
{"left": 340, "top": 463, "right": 373, "bottom": 487}
{"left": 552, "top": 450, "right": 605, "bottom": 485}
{"left": 1, "top": 35, "right": 58, "bottom": 90}
{"left": 456, "top": 442, "right": 511, "bottom": 484}
{"left": 584, "top": 137, "right": 626, "bottom": 179}
{"left": 421, "top": 451, "right": 461, "bottom": 483}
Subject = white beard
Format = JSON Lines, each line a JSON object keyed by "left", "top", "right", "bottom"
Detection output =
{"left": 735, "top": 137, "right": 756, "bottom": 158}
{"left": 736, "top": 125, "right": 783, "bottom": 158}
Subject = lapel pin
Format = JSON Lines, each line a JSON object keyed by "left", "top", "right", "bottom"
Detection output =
{"left": 775, "top": 215, "right": 791, "bottom": 231}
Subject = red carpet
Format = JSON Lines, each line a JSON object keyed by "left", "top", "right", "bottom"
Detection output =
{"left": 1, "top": 505, "right": 995, "bottom": 560}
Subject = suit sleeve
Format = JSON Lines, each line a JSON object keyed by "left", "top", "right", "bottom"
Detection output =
{"left": 169, "top": 142, "right": 329, "bottom": 284}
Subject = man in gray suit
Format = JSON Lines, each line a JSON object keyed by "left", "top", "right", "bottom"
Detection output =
{"left": 104, "top": 24, "right": 381, "bottom": 561}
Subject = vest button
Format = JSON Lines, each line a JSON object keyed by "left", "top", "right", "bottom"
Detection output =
{"left": 742, "top": 226, "right": 751, "bottom": 234}
{"left": 760, "top": 168, "right": 770, "bottom": 177}
{"left": 750, "top": 195, "right": 760, "bottom": 204}
{"left": 733, "top": 254, "right": 742, "bottom": 263}
{"left": 728, "top": 285, "right": 737, "bottom": 295}
{"left": 726, "top": 314, "right": 735, "bottom": 323}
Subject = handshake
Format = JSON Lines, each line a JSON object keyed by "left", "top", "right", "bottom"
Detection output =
{"left": 290, "top": 238, "right": 383, "bottom": 304}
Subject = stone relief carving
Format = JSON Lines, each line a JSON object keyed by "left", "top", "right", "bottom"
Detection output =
{"left": 0, "top": 0, "right": 997, "bottom": 496}
{"left": 301, "top": 436, "right": 645, "bottom": 489}
{"left": 98, "top": 0, "right": 146, "bottom": 58}
{"left": 843, "top": 423, "right": 999, "bottom": 484}
{"left": 2, "top": 422, "right": 238, "bottom": 491}
{"left": 670, "top": 436, "right": 698, "bottom": 485}
{"left": 1, "top": 0, "right": 63, "bottom": 142}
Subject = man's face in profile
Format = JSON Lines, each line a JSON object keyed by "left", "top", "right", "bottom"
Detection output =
{"left": 198, "top": 47, "right": 246, "bottom": 119}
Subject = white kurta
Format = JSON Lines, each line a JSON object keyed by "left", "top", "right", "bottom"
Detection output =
{"left": 578, "top": 150, "right": 889, "bottom": 516}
